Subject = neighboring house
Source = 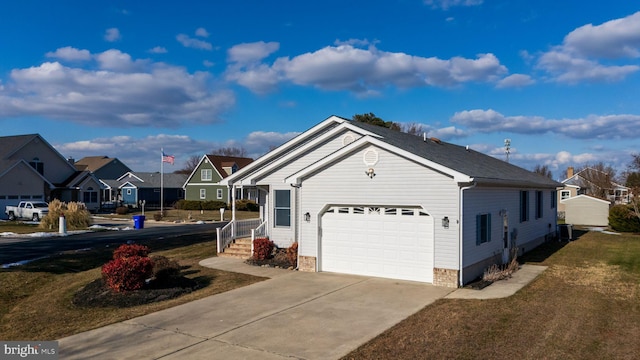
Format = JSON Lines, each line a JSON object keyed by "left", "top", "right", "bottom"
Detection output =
{"left": 0, "top": 134, "right": 102, "bottom": 218}
{"left": 183, "top": 155, "right": 254, "bottom": 203}
{"left": 559, "top": 166, "right": 630, "bottom": 209}
{"left": 561, "top": 195, "right": 610, "bottom": 226}
{"left": 220, "top": 116, "right": 561, "bottom": 287}
{"left": 117, "top": 172, "right": 188, "bottom": 207}
{"left": 74, "top": 156, "right": 132, "bottom": 207}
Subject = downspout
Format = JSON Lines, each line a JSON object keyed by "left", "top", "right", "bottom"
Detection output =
{"left": 459, "top": 181, "right": 476, "bottom": 287}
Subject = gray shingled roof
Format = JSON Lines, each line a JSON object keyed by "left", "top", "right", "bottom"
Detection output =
{"left": 348, "top": 120, "right": 561, "bottom": 188}
{"left": 120, "top": 172, "right": 188, "bottom": 188}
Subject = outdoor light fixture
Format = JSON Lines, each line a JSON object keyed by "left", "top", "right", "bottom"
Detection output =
{"left": 304, "top": 212, "right": 311, "bottom": 222}
{"left": 365, "top": 168, "right": 376, "bottom": 179}
{"left": 442, "top": 216, "right": 449, "bottom": 229}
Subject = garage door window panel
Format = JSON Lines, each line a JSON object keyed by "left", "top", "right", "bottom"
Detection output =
{"left": 274, "top": 190, "right": 291, "bottom": 227}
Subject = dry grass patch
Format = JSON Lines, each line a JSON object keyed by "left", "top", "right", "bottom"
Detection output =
{"left": 0, "top": 239, "right": 266, "bottom": 340}
{"left": 344, "top": 231, "right": 640, "bottom": 360}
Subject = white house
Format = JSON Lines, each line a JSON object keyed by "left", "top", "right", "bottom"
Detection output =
{"left": 220, "top": 116, "right": 561, "bottom": 287}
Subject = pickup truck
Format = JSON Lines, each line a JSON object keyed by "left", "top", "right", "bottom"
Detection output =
{"left": 5, "top": 201, "right": 49, "bottom": 221}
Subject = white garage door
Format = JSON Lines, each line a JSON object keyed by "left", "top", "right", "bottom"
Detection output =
{"left": 321, "top": 206, "right": 434, "bottom": 283}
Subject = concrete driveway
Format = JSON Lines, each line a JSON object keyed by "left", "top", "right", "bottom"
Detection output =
{"left": 59, "top": 258, "right": 453, "bottom": 359}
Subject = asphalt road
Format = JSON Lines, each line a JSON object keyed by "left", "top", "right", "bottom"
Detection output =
{"left": 0, "top": 221, "right": 225, "bottom": 266}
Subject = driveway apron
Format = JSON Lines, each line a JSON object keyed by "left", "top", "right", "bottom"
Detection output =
{"left": 59, "top": 261, "right": 453, "bottom": 360}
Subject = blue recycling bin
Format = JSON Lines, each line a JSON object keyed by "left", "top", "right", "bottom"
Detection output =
{"left": 133, "top": 215, "right": 145, "bottom": 229}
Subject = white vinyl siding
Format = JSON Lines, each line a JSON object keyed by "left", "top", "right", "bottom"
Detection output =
{"left": 297, "top": 145, "right": 459, "bottom": 271}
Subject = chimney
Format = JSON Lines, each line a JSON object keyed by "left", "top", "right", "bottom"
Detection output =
{"left": 68, "top": 157, "right": 75, "bottom": 165}
{"left": 567, "top": 166, "right": 574, "bottom": 178}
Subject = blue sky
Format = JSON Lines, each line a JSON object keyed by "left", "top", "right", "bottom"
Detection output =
{"left": 1, "top": 1, "right": 639, "bottom": 180}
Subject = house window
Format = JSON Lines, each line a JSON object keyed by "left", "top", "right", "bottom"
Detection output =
{"left": 520, "top": 191, "right": 529, "bottom": 223}
{"left": 83, "top": 190, "right": 98, "bottom": 203}
{"left": 560, "top": 190, "right": 571, "bottom": 200}
{"left": 551, "top": 190, "right": 557, "bottom": 209}
{"left": 201, "top": 169, "right": 212, "bottom": 181}
{"left": 535, "top": 191, "right": 543, "bottom": 219}
{"left": 274, "top": 190, "right": 291, "bottom": 227}
{"left": 29, "top": 158, "right": 44, "bottom": 175}
{"left": 126, "top": 189, "right": 132, "bottom": 195}
{"left": 199, "top": 189, "right": 206, "bottom": 199}
{"left": 217, "top": 189, "right": 223, "bottom": 199}
{"left": 476, "top": 213, "right": 491, "bottom": 245}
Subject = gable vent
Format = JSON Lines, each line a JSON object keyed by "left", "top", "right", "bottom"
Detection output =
{"left": 363, "top": 149, "right": 379, "bottom": 166}
{"left": 342, "top": 134, "right": 355, "bottom": 146}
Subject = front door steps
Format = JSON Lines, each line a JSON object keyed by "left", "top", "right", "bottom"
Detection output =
{"left": 218, "top": 237, "right": 252, "bottom": 259}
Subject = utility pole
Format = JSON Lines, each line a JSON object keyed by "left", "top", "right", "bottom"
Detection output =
{"left": 504, "top": 139, "right": 511, "bottom": 163}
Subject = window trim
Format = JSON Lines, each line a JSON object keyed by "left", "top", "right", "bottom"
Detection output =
{"left": 560, "top": 190, "right": 571, "bottom": 200}
{"left": 216, "top": 188, "right": 223, "bottom": 200}
{"left": 274, "top": 190, "right": 291, "bottom": 227}
{"left": 199, "top": 189, "right": 206, "bottom": 200}
{"left": 201, "top": 169, "right": 212, "bottom": 181}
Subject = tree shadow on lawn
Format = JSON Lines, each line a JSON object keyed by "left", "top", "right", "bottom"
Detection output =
{"left": 3, "top": 234, "right": 217, "bottom": 275}
{"left": 519, "top": 228, "right": 588, "bottom": 264}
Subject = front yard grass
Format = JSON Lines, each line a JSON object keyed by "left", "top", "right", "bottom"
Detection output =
{"left": 101, "top": 209, "right": 259, "bottom": 223}
{"left": 344, "top": 230, "right": 640, "bottom": 360}
{"left": 0, "top": 238, "right": 266, "bottom": 340}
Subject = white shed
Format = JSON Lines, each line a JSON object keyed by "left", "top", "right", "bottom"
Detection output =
{"left": 561, "top": 195, "right": 610, "bottom": 226}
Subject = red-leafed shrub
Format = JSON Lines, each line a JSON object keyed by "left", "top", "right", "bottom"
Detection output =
{"left": 102, "top": 256, "right": 154, "bottom": 292}
{"left": 253, "top": 237, "right": 274, "bottom": 260}
{"left": 113, "top": 244, "right": 150, "bottom": 259}
{"left": 286, "top": 242, "right": 298, "bottom": 266}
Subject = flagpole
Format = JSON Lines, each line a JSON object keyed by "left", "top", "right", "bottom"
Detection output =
{"left": 161, "top": 148, "right": 164, "bottom": 216}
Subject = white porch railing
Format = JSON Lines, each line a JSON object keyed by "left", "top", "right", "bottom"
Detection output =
{"left": 216, "top": 218, "right": 264, "bottom": 254}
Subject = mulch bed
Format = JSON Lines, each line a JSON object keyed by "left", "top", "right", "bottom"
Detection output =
{"left": 244, "top": 248, "right": 296, "bottom": 269}
{"left": 72, "top": 276, "right": 200, "bottom": 308}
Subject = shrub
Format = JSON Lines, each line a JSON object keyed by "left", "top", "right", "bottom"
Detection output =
{"left": 153, "top": 212, "right": 163, "bottom": 221}
{"left": 40, "top": 200, "right": 91, "bottom": 230}
{"left": 286, "top": 242, "right": 298, "bottom": 266}
{"left": 102, "top": 256, "right": 154, "bottom": 292}
{"left": 113, "top": 244, "right": 150, "bottom": 259}
{"left": 235, "top": 199, "right": 259, "bottom": 212}
{"left": 609, "top": 205, "right": 640, "bottom": 232}
{"left": 151, "top": 255, "right": 181, "bottom": 283}
{"left": 201, "top": 201, "right": 227, "bottom": 210}
{"left": 116, "top": 206, "right": 129, "bottom": 215}
{"left": 253, "top": 237, "right": 274, "bottom": 260}
{"left": 174, "top": 200, "right": 201, "bottom": 210}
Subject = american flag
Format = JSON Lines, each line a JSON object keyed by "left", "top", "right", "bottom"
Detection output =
{"left": 162, "top": 151, "right": 175, "bottom": 165}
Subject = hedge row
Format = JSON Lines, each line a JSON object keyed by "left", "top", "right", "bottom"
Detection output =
{"left": 174, "top": 200, "right": 227, "bottom": 210}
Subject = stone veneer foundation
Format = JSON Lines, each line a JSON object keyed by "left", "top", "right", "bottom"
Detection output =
{"left": 433, "top": 268, "right": 460, "bottom": 288}
{"left": 298, "top": 256, "right": 317, "bottom": 272}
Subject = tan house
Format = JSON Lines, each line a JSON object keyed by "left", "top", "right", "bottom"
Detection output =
{"left": 0, "top": 134, "right": 103, "bottom": 218}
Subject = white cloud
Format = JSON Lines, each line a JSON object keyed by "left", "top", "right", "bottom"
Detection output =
{"left": 148, "top": 46, "right": 168, "bottom": 54}
{"left": 104, "top": 28, "right": 121, "bottom": 42}
{"left": 424, "top": 0, "right": 483, "bottom": 10}
{"left": 226, "top": 43, "right": 507, "bottom": 94}
{"left": 450, "top": 109, "right": 640, "bottom": 139}
{"left": 563, "top": 11, "right": 640, "bottom": 59}
{"left": 203, "top": 60, "right": 215, "bottom": 67}
{"left": 45, "top": 46, "right": 91, "bottom": 61}
{"left": 536, "top": 12, "right": 640, "bottom": 83}
{"left": 496, "top": 74, "right": 534, "bottom": 88}
{"left": 244, "top": 131, "right": 300, "bottom": 156}
{"left": 227, "top": 41, "right": 280, "bottom": 64}
{"left": 195, "top": 27, "right": 210, "bottom": 38}
{"left": 176, "top": 34, "right": 212, "bottom": 50}
{"left": 1, "top": 50, "right": 235, "bottom": 127}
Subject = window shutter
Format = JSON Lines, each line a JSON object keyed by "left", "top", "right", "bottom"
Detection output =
{"left": 488, "top": 213, "right": 492, "bottom": 242}
{"left": 476, "top": 214, "right": 481, "bottom": 245}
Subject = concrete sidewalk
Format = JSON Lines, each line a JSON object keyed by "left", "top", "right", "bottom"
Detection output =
{"left": 447, "top": 264, "right": 548, "bottom": 300}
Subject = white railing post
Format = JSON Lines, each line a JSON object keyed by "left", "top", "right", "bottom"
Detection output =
{"left": 216, "top": 227, "right": 222, "bottom": 254}
{"left": 251, "top": 229, "right": 255, "bottom": 255}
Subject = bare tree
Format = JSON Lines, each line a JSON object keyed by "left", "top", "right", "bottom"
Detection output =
{"left": 575, "top": 162, "right": 617, "bottom": 200}
{"left": 401, "top": 122, "right": 425, "bottom": 136}
{"left": 626, "top": 153, "right": 640, "bottom": 222}
{"left": 212, "top": 146, "right": 247, "bottom": 157}
{"left": 174, "top": 155, "right": 201, "bottom": 174}
{"left": 533, "top": 164, "right": 553, "bottom": 179}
